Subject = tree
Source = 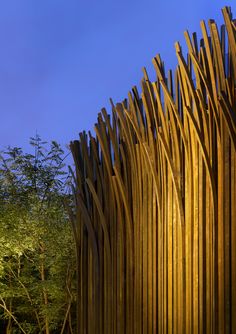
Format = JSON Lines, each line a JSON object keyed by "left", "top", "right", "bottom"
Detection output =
{"left": 0, "top": 136, "right": 76, "bottom": 334}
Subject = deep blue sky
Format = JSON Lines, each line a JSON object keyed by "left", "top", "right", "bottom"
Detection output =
{"left": 0, "top": 1, "right": 235, "bottom": 155}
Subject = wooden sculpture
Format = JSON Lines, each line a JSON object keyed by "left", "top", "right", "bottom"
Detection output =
{"left": 69, "top": 6, "right": 236, "bottom": 333}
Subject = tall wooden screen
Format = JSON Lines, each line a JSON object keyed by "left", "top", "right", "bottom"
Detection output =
{"left": 69, "top": 7, "right": 236, "bottom": 333}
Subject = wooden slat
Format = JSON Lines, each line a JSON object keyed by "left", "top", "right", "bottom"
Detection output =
{"left": 70, "top": 7, "right": 236, "bottom": 333}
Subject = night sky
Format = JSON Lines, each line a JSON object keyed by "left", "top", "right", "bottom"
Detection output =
{"left": 0, "top": 1, "right": 235, "bottom": 156}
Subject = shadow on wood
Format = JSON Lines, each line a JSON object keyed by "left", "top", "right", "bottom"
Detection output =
{"left": 69, "top": 6, "right": 236, "bottom": 333}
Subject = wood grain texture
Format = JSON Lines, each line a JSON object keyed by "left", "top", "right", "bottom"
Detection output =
{"left": 70, "top": 7, "right": 236, "bottom": 333}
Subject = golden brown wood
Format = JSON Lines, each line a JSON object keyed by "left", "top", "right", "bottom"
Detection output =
{"left": 70, "top": 7, "right": 236, "bottom": 333}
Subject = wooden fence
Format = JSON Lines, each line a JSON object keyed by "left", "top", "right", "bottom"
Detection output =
{"left": 69, "top": 7, "right": 236, "bottom": 333}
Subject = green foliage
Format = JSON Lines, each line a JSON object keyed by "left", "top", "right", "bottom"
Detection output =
{"left": 0, "top": 136, "right": 76, "bottom": 333}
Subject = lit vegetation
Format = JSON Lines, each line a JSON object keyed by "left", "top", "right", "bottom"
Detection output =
{"left": 0, "top": 136, "right": 76, "bottom": 333}
{"left": 0, "top": 6, "right": 235, "bottom": 334}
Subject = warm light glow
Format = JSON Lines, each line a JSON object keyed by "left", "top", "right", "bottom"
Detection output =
{"left": 71, "top": 7, "right": 236, "bottom": 333}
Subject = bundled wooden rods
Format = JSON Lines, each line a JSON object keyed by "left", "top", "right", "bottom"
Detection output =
{"left": 70, "top": 7, "right": 236, "bottom": 333}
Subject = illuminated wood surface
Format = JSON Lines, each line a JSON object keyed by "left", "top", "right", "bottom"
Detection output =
{"left": 70, "top": 7, "right": 236, "bottom": 333}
